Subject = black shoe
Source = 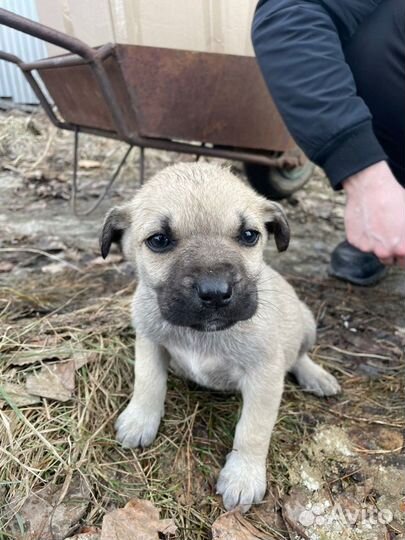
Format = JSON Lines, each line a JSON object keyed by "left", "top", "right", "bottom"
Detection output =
{"left": 329, "top": 240, "right": 387, "bottom": 286}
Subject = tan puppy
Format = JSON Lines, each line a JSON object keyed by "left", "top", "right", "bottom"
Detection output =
{"left": 100, "top": 163, "right": 340, "bottom": 511}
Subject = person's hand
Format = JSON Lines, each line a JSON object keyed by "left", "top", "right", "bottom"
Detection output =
{"left": 343, "top": 161, "right": 405, "bottom": 267}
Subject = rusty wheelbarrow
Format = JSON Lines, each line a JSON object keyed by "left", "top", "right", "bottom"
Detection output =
{"left": 0, "top": 8, "right": 313, "bottom": 215}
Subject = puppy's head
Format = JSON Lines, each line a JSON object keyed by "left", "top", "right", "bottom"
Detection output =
{"left": 101, "top": 163, "right": 289, "bottom": 332}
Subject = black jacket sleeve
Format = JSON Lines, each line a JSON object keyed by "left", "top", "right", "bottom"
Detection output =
{"left": 252, "top": 0, "right": 387, "bottom": 189}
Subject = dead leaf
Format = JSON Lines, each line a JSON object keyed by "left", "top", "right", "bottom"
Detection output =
{"left": 66, "top": 527, "right": 101, "bottom": 540}
{"left": 212, "top": 511, "right": 275, "bottom": 539}
{"left": 42, "top": 262, "right": 67, "bottom": 274}
{"left": 26, "top": 361, "right": 76, "bottom": 402}
{"left": 86, "top": 254, "right": 124, "bottom": 267}
{"left": 10, "top": 344, "right": 94, "bottom": 369}
{"left": 74, "top": 352, "right": 97, "bottom": 370}
{"left": 0, "top": 382, "right": 41, "bottom": 409}
{"left": 25, "top": 169, "right": 46, "bottom": 181}
{"left": 0, "top": 261, "right": 13, "bottom": 272}
{"left": 30, "top": 334, "right": 65, "bottom": 347}
{"left": 250, "top": 490, "right": 285, "bottom": 535}
{"left": 10, "top": 342, "right": 71, "bottom": 366}
{"left": 349, "top": 425, "right": 404, "bottom": 454}
{"left": 100, "top": 498, "right": 177, "bottom": 539}
{"left": 66, "top": 535, "right": 100, "bottom": 540}
{"left": 10, "top": 475, "right": 89, "bottom": 540}
{"left": 282, "top": 487, "right": 314, "bottom": 540}
{"left": 36, "top": 237, "right": 67, "bottom": 252}
{"left": 79, "top": 159, "right": 101, "bottom": 170}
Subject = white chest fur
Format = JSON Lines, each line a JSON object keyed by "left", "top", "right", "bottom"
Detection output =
{"left": 166, "top": 343, "right": 244, "bottom": 391}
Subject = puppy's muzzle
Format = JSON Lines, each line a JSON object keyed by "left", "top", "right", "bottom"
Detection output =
{"left": 195, "top": 276, "right": 233, "bottom": 309}
{"left": 157, "top": 262, "right": 257, "bottom": 331}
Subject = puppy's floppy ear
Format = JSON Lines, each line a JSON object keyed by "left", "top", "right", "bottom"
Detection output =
{"left": 264, "top": 201, "right": 290, "bottom": 252}
{"left": 100, "top": 206, "right": 131, "bottom": 259}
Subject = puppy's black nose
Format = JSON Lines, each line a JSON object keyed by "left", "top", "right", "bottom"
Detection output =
{"left": 196, "top": 277, "right": 233, "bottom": 308}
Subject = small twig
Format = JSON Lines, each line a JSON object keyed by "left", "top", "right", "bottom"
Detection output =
{"left": 282, "top": 512, "right": 310, "bottom": 540}
{"left": 328, "top": 468, "right": 363, "bottom": 484}
{"left": 352, "top": 445, "right": 403, "bottom": 455}
{"left": 28, "top": 126, "right": 55, "bottom": 171}
{"left": 326, "top": 345, "right": 392, "bottom": 361}
{"left": 312, "top": 404, "right": 405, "bottom": 429}
{"left": 0, "top": 247, "right": 83, "bottom": 273}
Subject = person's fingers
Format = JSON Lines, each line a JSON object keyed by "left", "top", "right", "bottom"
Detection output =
{"left": 379, "top": 256, "right": 394, "bottom": 265}
{"left": 397, "top": 245, "right": 405, "bottom": 258}
{"left": 391, "top": 244, "right": 405, "bottom": 266}
{"left": 374, "top": 246, "right": 393, "bottom": 262}
{"left": 394, "top": 256, "right": 405, "bottom": 268}
{"left": 382, "top": 252, "right": 405, "bottom": 266}
{"left": 347, "top": 236, "right": 371, "bottom": 254}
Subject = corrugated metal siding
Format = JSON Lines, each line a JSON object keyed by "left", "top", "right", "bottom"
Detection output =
{"left": 0, "top": 0, "right": 48, "bottom": 104}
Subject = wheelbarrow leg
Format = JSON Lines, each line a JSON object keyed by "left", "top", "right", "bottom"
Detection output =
{"left": 71, "top": 127, "right": 133, "bottom": 216}
{"left": 195, "top": 142, "right": 206, "bottom": 162}
{"left": 139, "top": 146, "right": 145, "bottom": 185}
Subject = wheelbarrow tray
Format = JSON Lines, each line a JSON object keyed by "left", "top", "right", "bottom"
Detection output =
{"left": 0, "top": 7, "right": 311, "bottom": 215}
{"left": 37, "top": 44, "right": 293, "bottom": 152}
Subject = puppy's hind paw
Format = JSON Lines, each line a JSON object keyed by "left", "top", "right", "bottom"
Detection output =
{"left": 216, "top": 452, "right": 266, "bottom": 512}
{"left": 293, "top": 354, "right": 341, "bottom": 397}
{"left": 309, "top": 368, "right": 341, "bottom": 397}
{"left": 115, "top": 402, "right": 162, "bottom": 448}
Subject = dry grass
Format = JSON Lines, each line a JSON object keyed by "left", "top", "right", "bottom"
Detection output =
{"left": 1, "top": 264, "right": 404, "bottom": 539}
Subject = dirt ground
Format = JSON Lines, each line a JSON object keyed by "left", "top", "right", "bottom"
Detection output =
{"left": 0, "top": 109, "right": 404, "bottom": 539}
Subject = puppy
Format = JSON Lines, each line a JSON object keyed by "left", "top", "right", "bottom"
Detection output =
{"left": 100, "top": 163, "right": 340, "bottom": 511}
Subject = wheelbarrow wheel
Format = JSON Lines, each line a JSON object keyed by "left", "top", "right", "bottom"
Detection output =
{"left": 244, "top": 159, "right": 314, "bottom": 200}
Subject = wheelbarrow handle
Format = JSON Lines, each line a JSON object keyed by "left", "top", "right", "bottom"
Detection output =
{"left": 0, "top": 7, "right": 95, "bottom": 62}
{"left": 0, "top": 50, "right": 22, "bottom": 65}
{"left": 0, "top": 8, "right": 129, "bottom": 140}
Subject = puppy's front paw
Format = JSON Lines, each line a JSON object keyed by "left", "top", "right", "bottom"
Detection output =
{"left": 115, "top": 402, "right": 162, "bottom": 448}
{"left": 216, "top": 452, "right": 266, "bottom": 512}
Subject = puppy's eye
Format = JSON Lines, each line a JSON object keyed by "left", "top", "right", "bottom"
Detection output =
{"left": 146, "top": 233, "right": 173, "bottom": 252}
{"left": 239, "top": 229, "right": 260, "bottom": 246}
